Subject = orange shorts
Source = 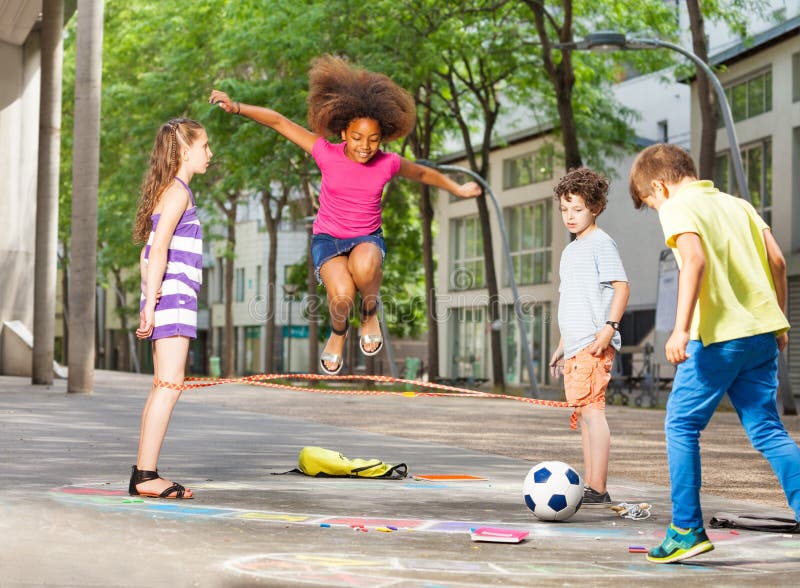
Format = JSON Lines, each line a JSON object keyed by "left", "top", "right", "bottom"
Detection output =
{"left": 564, "top": 346, "right": 615, "bottom": 408}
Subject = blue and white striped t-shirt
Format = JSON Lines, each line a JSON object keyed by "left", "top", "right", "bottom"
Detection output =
{"left": 558, "top": 228, "right": 628, "bottom": 359}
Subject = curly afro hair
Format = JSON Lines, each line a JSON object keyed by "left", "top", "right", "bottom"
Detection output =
{"left": 307, "top": 54, "right": 416, "bottom": 142}
{"left": 553, "top": 167, "right": 610, "bottom": 215}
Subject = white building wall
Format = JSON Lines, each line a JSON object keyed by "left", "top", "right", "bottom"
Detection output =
{"left": 434, "top": 135, "right": 568, "bottom": 383}
{"left": 209, "top": 211, "right": 308, "bottom": 374}
{"left": 0, "top": 36, "right": 40, "bottom": 337}
{"left": 690, "top": 31, "right": 800, "bottom": 258}
{"left": 434, "top": 72, "right": 691, "bottom": 383}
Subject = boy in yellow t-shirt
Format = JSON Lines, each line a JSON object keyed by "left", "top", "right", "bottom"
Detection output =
{"left": 629, "top": 143, "right": 799, "bottom": 564}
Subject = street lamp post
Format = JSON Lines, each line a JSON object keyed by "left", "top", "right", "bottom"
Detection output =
{"left": 573, "top": 31, "right": 750, "bottom": 203}
{"left": 417, "top": 160, "right": 540, "bottom": 398}
{"left": 283, "top": 283, "right": 300, "bottom": 374}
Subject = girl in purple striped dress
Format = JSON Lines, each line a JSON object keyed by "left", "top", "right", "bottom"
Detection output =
{"left": 129, "top": 118, "right": 212, "bottom": 499}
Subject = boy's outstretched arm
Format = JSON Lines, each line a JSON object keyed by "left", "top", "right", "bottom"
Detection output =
{"left": 763, "top": 228, "right": 788, "bottom": 351}
{"left": 667, "top": 232, "right": 705, "bottom": 364}
{"left": 208, "top": 89, "right": 319, "bottom": 154}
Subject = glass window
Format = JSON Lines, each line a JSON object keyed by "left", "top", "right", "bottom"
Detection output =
{"left": 793, "top": 53, "right": 800, "bottom": 102}
{"left": 452, "top": 306, "right": 486, "bottom": 380}
{"left": 244, "top": 326, "right": 261, "bottom": 375}
{"left": 504, "top": 200, "right": 553, "bottom": 286}
{"left": 714, "top": 153, "right": 729, "bottom": 191}
{"left": 748, "top": 75, "right": 764, "bottom": 117}
{"left": 504, "top": 301, "right": 551, "bottom": 386}
{"left": 235, "top": 268, "right": 245, "bottom": 302}
{"left": 731, "top": 83, "right": 748, "bottom": 122}
{"left": 502, "top": 145, "right": 554, "bottom": 189}
{"left": 765, "top": 70, "right": 772, "bottom": 112}
{"left": 715, "top": 138, "right": 772, "bottom": 224}
{"left": 721, "top": 69, "right": 772, "bottom": 125}
{"left": 215, "top": 257, "right": 224, "bottom": 303}
{"left": 451, "top": 216, "right": 485, "bottom": 291}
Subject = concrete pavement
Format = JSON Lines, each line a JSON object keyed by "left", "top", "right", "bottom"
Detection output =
{"left": 1, "top": 370, "right": 799, "bottom": 587}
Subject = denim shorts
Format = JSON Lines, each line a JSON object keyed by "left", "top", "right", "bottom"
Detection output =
{"left": 311, "top": 229, "right": 386, "bottom": 285}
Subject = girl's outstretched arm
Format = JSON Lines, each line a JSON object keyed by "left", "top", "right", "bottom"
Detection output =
{"left": 397, "top": 159, "right": 482, "bottom": 198}
{"left": 208, "top": 89, "right": 319, "bottom": 154}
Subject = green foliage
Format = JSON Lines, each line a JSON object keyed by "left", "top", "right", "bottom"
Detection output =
{"left": 59, "top": 0, "right": 722, "bottom": 339}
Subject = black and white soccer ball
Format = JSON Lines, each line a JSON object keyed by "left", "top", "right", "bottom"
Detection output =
{"left": 523, "top": 460, "right": 583, "bottom": 521}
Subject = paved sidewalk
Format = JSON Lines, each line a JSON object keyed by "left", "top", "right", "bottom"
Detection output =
{"left": 1, "top": 371, "right": 799, "bottom": 587}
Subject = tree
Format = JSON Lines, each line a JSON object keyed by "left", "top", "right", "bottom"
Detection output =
{"left": 519, "top": 0, "right": 678, "bottom": 172}
{"left": 686, "top": 0, "right": 718, "bottom": 179}
{"left": 428, "top": 2, "right": 535, "bottom": 392}
{"left": 67, "top": 0, "right": 104, "bottom": 394}
{"left": 686, "top": 0, "right": 771, "bottom": 179}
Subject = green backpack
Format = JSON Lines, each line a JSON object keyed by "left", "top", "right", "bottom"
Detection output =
{"left": 285, "top": 446, "right": 408, "bottom": 479}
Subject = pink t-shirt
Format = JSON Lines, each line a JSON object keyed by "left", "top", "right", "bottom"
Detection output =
{"left": 311, "top": 137, "right": 402, "bottom": 238}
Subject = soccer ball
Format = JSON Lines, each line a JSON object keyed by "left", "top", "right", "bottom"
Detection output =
{"left": 523, "top": 461, "right": 583, "bottom": 521}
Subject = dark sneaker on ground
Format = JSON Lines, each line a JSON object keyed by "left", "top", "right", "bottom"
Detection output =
{"left": 647, "top": 524, "right": 714, "bottom": 563}
{"left": 582, "top": 486, "right": 612, "bottom": 505}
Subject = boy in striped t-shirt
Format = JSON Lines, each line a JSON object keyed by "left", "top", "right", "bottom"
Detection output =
{"left": 549, "top": 167, "right": 630, "bottom": 505}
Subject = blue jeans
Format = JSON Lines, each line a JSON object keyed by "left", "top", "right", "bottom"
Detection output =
{"left": 311, "top": 229, "right": 386, "bottom": 285}
{"left": 666, "top": 333, "right": 800, "bottom": 528}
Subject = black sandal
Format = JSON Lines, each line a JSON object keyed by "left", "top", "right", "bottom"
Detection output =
{"left": 129, "top": 465, "right": 193, "bottom": 499}
{"left": 359, "top": 302, "right": 383, "bottom": 357}
{"left": 319, "top": 323, "right": 349, "bottom": 375}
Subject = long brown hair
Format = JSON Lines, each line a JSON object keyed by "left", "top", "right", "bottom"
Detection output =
{"left": 306, "top": 55, "right": 416, "bottom": 142}
{"left": 133, "top": 118, "right": 204, "bottom": 243}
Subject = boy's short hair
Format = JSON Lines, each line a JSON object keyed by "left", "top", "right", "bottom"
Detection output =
{"left": 629, "top": 143, "right": 698, "bottom": 209}
{"left": 553, "top": 167, "right": 609, "bottom": 215}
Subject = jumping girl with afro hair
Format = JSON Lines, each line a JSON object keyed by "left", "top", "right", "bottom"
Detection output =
{"left": 210, "top": 55, "right": 480, "bottom": 375}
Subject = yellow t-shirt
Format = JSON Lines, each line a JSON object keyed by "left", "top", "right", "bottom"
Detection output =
{"left": 658, "top": 180, "right": 789, "bottom": 344}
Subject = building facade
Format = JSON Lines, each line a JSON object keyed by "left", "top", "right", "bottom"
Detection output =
{"left": 0, "top": 1, "right": 43, "bottom": 369}
{"left": 433, "top": 72, "right": 689, "bottom": 390}
{"left": 692, "top": 16, "right": 800, "bottom": 390}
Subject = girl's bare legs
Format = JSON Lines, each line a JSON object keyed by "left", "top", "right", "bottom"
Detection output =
{"left": 581, "top": 405, "right": 611, "bottom": 493}
{"left": 319, "top": 256, "right": 357, "bottom": 372}
{"left": 135, "top": 335, "right": 192, "bottom": 497}
{"left": 348, "top": 243, "right": 383, "bottom": 352}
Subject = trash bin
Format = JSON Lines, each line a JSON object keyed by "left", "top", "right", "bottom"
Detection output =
{"left": 404, "top": 357, "right": 421, "bottom": 380}
{"left": 209, "top": 356, "right": 221, "bottom": 379}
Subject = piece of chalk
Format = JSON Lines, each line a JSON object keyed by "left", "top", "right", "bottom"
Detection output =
{"left": 730, "top": 530, "right": 739, "bottom": 535}
{"left": 320, "top": 523, "right": 331, "bottom": 528}
{"left": 628, "top": 546, "right": 648, "bottom": 553}
{"left": 376, "top": 527, "right": 392, "bottom": 532}
{"left": 387, "top": 525, "right": 398, "bottom": 531}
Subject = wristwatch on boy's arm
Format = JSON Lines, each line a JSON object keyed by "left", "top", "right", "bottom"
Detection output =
{"left": 605, "top": 321, "right": 620, "bottom": 331}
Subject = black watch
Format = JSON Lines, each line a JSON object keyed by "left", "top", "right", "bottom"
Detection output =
{"left": 605, "top": 321, "right": 620, "bottom": 331}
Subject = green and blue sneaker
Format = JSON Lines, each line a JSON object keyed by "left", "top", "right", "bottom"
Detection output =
{"left": 647, "top": 524, "right": 714, "bottom": 563}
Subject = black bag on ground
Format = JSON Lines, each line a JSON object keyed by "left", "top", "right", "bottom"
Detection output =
{"left": 709, "top": 512, "right": 799, "bottom": 533}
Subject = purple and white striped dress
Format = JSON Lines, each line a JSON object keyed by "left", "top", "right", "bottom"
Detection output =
{"left": 140, "top": 177, "right": 203, "bottom": 340}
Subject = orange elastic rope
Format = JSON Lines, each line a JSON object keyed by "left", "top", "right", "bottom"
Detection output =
{"left": 154, "top": 373, "right": 594, "bottom": 418}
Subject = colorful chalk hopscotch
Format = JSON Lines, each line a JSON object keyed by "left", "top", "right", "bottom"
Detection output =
{"left": 49, "top": 483, "right": 800, "bottom": 585}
